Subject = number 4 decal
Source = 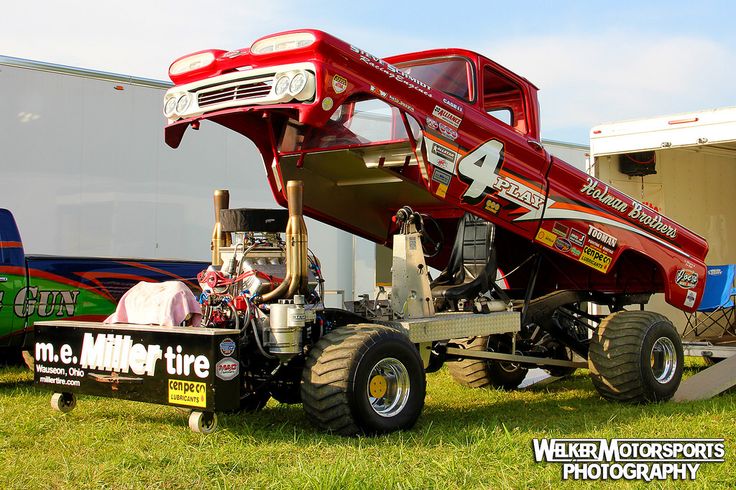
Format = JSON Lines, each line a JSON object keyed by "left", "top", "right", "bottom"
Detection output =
{"left": 457, "top": 139, "right": 504, "bottom": 204}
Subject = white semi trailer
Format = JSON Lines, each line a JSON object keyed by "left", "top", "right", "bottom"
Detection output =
{"left": 590, "top": 106, "right": 736, "bottom": 336}
{"left": 0, "top": 55, "right": 374, "bottom": 306}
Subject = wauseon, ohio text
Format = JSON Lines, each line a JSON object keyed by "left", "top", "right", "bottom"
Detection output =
{"left": 532, "top": 438, "right": 725, "bottom": 481}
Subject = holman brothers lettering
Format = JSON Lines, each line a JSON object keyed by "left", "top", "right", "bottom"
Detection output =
{"left": 580, "top": 178, "right": 677, "bottom": 239}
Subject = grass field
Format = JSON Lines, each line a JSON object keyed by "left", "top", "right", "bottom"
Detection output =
{"left": 0, "top": 361, "right": 734, "bottom": 489}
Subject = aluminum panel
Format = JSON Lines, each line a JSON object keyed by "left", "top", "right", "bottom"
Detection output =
{"left": 396, "top": 311, "right": 519, "bottom": 343}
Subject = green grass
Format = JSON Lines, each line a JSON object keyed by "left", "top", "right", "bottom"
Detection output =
{"left": 1, "top": 361, "right": 734, "bottom": 489}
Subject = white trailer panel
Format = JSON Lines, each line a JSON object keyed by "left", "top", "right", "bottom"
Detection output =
{"left": 0, "top": 56, "right": 373, "bottom": 302}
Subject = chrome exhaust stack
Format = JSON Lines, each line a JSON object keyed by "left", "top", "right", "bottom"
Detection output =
{"left": 257, "top": 180, "right": 309, "bottom": 303}
{"left": 211, "top": 189, "right": 231, "bottom": 267}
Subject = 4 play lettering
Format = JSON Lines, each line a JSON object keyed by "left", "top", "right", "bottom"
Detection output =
{"left": 457, "top": 140, "right": 504, "bottom": 204}
{"left": 457, "top": 139, "right": 545, "bottom": 210}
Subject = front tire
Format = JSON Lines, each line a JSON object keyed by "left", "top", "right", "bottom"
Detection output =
{"left": 301, "top": 324, "right": 426, "bottom": 436}
{"left": 589, "top": 311, "right": 683, "bottom": 403}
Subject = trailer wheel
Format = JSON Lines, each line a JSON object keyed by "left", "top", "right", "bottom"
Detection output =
{"left": 301, "top": 324, "right": 426, "bottom": 436}
{"left": 448, "top": 336, "right": 528, "bottom": 390}
{"left": 50, "top": 392, "right": 76, "bottom": 413}
{"left": 188, "top": 411, "right": 218, "bottom": 434}
{"left": 589, "top": 311, "right": 683, "bottom": 403}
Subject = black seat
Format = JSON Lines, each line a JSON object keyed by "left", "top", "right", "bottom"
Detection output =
{"left": 431, "top": 213, "right": 501, "bottom": 302}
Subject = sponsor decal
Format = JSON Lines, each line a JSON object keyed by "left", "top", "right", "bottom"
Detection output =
{"left": 442, "top": 97, "right": 463, "bottom": 113}
{"left": 432, "top": 105, "right": 462, "bottom": 129}
{"left": 588, "top": 225, "right": 618, "bottom": 248}
{"left": 485, "top": 199, "right": 501, "bottom": 214}
{"left": 553, "top": 222, "right": 570, "bottom": 237}
{"left": 579, "top": 246, "right": 612, "bottom": 273}
{"left": 533, "top": 438, "right": 724, "bottom": 482}
{"left": 431, "top": 167, "right": 452, "bottom": 186}
{"left": 168, "top": 379, "right": 206, "bottom": 408}
{"left": 708, "top": 268, "right": 722, "bottom": 276}
{"left": 215, "top": 357, "right": 239, "bottom": 381}
{"left": 438, "top": 122, "right": 458, "bottom": 140}
{"left": 12, "top": 286, "right": 79, "bottom": 318}
{"left": 431, "top": 142, "right": 457, "bottom": 162}
{"left": 425, "top": 117, "right": 439, "bottom": 130}
{"left": 570, "top": 247, "right": 582, "bottom": 257}
{"left": 554, "top": 238, "right": 572, "bottom": 253}
{"left": 457, "top": 139, "right": 545, "bottom": 209}
{"left": 219, "top": 338, "right": 236, "bottom": 356}
{"left": 432, "top": 168, "right": 452, "bottom": 198}
{"left": 685, "top": 290, "right": 697, "bottom": 308}
{"left": 222, "top": 50, "right": 244, "bottom": 58}
{"left": 536, "top": 229, "right": 557, "bottom": 247}
{"left": 569, "top": 229, "right": 586, "bottom": 247}
{"left": 426, "top": 141, "right": 457, "bottom": 173}
{"left": 350, "top": 45, "right": 432, "bottom": 97}
{"left": 580, "top": 177, "right": 677, "bottom": 239}
{"left": 35, "top": 333, "right": 211, "bottom": 378}
{"left": 321, "top": 97, "right": 334, "bottom": 111}
{"left": 369, "top": 85, "right": 415, "bottom": 112}
{"left": 675, "top": 269, "right": 698, "bottom": 289}
{"left": 332, "top": 74, "right": 348, "bottom": 94}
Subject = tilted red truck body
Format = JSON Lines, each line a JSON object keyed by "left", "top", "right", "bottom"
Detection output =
{"left": 164, "top": 29, "right": 707, "bottom": 312}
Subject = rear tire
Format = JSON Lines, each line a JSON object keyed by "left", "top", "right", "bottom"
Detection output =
{"left": 270, "top": 382, "right": 302, "bottom": 404}
{"left": 239, "top": 391, "right": 270, "bottom": 412}
{"left": 589, "top": 311, "right": 683, "bottom": 403}
{"left": 448, "top": 336, "right": 528, "bottom": 390}
{"left": 301, "top": 324, "right": 426, "bottom": 436}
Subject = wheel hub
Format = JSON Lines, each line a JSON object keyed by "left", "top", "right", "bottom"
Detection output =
{"left": 366, "top": 357, "right": 410, "bottom": 418}
{"left": 650, "top": 337, "right": 677, "bottom": 384}
{"left": 369, "top": 375, "right": 388, "bottom": 398}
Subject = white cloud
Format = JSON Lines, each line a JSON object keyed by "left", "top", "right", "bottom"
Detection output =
{"left": 0, "top": 1, "right": 290, "bottom": 80}
{"left": 2, "top": 5, "right": 733, "bottom": 144}
{"left": 484, "top": 33, "right": 736, "bottom": 140}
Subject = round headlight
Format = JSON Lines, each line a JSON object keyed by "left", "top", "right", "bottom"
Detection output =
{"left": 176, "top": 93, "right": 192, "bottom": 114}
{"left": 288, "top": 72, "right": 307, "bottom": 96}
{"left": 163, "top": 96, "right": 177, "bottom": 117}
{"left": 170, "top": 52, "right": 216, "bottom": 76}
{"left": 251, "top": 32, "right": 316, "bottom": 55}
{"left": 274, "top": 75, "right": 291, "bottom": 97}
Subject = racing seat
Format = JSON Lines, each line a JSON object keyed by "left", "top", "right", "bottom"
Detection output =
{"left": 431, "top": 213, "right": 507, "bottom": 304}
{"left": 683, "top": 264, "right": 736, "bottom": 339}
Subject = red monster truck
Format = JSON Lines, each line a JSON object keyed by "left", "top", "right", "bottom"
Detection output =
{"left": 30, "top": 29, "right": 708, "bottom": 436}
{"left": 161, "top": 29, "right": 707, "bottom": 430}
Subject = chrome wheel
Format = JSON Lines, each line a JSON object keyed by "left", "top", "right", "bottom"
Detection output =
{"left": 651, "top": 337, "right": 677, "bottom": 384}
{"left": 366, "top": 357, "right": 410, "bottom": 418}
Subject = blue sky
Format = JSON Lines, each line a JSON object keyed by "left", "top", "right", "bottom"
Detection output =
{"left": 3, "top": 1, "right": 734, "bottom": 143}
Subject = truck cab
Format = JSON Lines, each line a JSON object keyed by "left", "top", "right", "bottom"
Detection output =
{"left": 387, "top": 48, "right": 541, "bottom": 140}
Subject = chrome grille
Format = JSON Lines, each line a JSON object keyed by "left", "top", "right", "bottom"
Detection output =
{"left": 197, "top": 75, "right": 274, "bottom": 107}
